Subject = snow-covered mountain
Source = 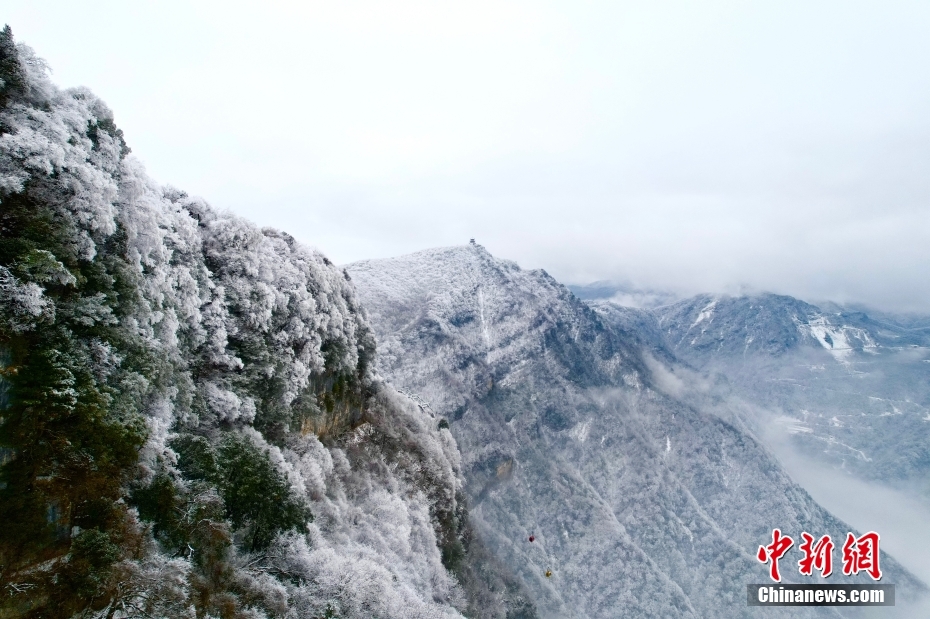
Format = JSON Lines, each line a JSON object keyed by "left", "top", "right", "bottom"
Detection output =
{"left": 348, "top": 244, "right": 926, "bottom": 618}
{"left": 657, "top": 293, "right": 927, "bottom": 360}
{"left": 584, "top": 290, "right": 930, "bottom": 488}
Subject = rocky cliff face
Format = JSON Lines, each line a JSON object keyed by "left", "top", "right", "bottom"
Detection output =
{"left": 4, "top": 24, "right": 926, "bottom": 619}
{"left": 349, "top": 244, "right": 926, "bottom": 618}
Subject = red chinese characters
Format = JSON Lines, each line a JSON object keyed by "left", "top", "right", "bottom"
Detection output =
{"left": 757, "top": 529, "right": 883, "bottom": 582}
{"left": 757, "top": 529, "right": 794, "bottom": 582}
{"left": 842, "top": 531, "right": 882, "bottom": 581}
{"left": 798, "top": 532, "right": 834, "bottom": 577}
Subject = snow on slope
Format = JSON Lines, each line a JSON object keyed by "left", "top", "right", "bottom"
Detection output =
{"left": 631, "top": 293, "right": 930, "bottom": 485}
{"left": 656, "top": 293, "right": 902, "bottom": 361}
{"left": 348, "top": 244, "right": 926, "bottom": 618}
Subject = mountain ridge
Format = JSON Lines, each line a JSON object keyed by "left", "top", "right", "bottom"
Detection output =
{"left": 348, "top": 243, "right": 927, "bottom": 618}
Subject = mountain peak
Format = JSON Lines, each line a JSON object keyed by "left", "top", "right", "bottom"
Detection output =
{"left": 348, "top": 246, "right": 927, "bottom": 617}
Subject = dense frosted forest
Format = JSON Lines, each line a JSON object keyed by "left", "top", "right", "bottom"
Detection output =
{"left": 0, "top": 27, "right": 535, "bottom": 619}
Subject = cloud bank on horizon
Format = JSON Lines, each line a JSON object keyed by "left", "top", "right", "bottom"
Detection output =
{"left": 8, "top": 0, "right": 930, "bottom": 312}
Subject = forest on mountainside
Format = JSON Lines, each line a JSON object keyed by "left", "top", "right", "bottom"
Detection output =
{"left": 0, "top": 26, "right": 531, "bottom": 619}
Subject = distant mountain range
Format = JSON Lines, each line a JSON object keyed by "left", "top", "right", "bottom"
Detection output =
{"left": 575, "top": 285, "right": 930, "bottom": 489}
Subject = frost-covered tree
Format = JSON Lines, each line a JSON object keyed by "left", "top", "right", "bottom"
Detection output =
{"left": 0, "top": 26, "right": 491, "bottom": 619}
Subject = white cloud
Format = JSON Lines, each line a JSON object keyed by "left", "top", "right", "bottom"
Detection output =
{"left": 9, "top": 0, "right": 930, "bottom": 311}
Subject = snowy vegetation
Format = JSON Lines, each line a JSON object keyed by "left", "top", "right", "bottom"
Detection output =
{"left": 0, "top": 27, "right": 487, "bottom": 619}
{"left": 348, "top": 245, "right": 927, "bottom": 618}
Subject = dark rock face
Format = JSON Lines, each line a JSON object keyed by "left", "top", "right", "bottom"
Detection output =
{"left": 349, "top": 245, "right": 925, "bottom": 618}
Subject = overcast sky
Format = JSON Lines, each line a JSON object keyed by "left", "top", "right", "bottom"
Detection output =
{"left": 6, "top": 1, "right": 930, "bottom": 311}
